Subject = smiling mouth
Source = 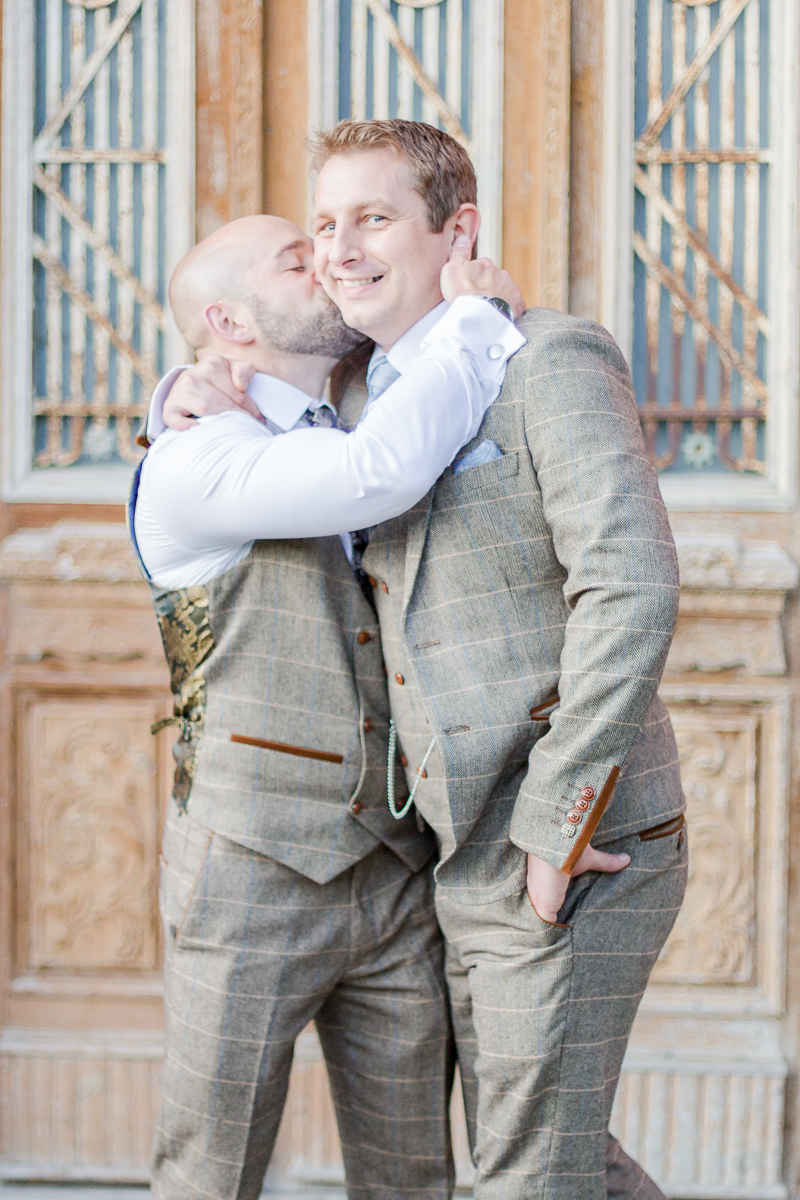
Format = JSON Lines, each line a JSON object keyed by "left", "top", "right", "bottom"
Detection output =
{"left": 339, "top": 276, "right": 384, "bottom": 289}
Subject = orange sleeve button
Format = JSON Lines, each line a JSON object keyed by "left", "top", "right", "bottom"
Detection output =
{"left": 567, "top": 810, "right": 582, "bottom": 825}
{"left": 575, "top": 798, "right": 590, "bottom": 811}
{"left": 580, "top": 786, "right": 595, "bottom": 801}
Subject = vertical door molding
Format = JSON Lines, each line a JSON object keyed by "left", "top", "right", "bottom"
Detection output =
{"left": 195, "top": 0, "right": 264, "bottom": 240}
{"left": 502, "top": 0, "right": 571, "bottom": 309}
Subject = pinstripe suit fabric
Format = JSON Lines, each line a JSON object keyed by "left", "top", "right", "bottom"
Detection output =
{"left": 153, "top": 803, "right": 454, "bottom": 1200}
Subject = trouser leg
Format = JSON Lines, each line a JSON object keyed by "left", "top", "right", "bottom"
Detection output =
{"left": 316, "top": 850, "right": 455, "bottom": 1200}
{"left": 605, "top": 1134, "right": 666, "bottom": 1199}
{"left": 437, "top": 825, "right": 687, "bottom": 1200}
{"left": 153, "top": 806, "right": 350, "bottom": 1200}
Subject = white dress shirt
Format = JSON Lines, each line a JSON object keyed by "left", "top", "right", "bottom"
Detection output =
{"left": 135, "top": 296, "right": 524, "bottom": 587}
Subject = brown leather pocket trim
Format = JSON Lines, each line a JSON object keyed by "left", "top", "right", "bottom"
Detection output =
{"left": 230, "top": 733, "right": 344, "bottom": 765}
{"left": 527, "top": 891, "right": 570, "bottom": 929}
{"left": 561, "top": 765, "right": 621, "bottom": 875}
{"left": 639, "top": 814, "right": 685, "bottom": 842}
{"left": 530, "top": 692, "right": 559, "bottom": 721}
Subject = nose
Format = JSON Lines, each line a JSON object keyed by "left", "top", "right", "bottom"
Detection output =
{"left": 326, "top": 222, "right": 365, "bottom": 270}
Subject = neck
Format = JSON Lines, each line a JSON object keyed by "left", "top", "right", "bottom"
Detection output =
{"left": 375, "top": 296, "right": 443, "bottom": 352}
{"left": 197, "top": 344, "right": 339, "bottom": 400}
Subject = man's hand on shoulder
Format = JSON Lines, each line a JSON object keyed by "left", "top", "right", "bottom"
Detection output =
{"left": 440, "top": 236, "right": 526, "bottom": 320}
{"left": 163, "top": 357, "right": 261, "bottom": 431}
{"left": 526, "top": 846, "right": 630, "bottom": 925}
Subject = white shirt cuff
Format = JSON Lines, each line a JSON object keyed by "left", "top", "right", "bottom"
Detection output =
{"left": 420, "top": 295, "right": 526, "bottom": 381}
{"left": 146, "top": 364, "right": 190, "bottom": 442}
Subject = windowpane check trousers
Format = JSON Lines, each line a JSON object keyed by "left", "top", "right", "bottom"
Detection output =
{"left": 153, "top": 802, "right": 455, "bottom": 1200}
{"left": 436, "top": 827, "right": 688, "bottom": 1200}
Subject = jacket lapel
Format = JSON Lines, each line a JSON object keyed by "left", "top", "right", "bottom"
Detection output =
{"left": 401, "top": 487, "right": 435, "bottom": 620}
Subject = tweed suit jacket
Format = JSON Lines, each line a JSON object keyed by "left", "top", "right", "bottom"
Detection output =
{"left": 357, "top": 307, "right": 684, "bottom": 885}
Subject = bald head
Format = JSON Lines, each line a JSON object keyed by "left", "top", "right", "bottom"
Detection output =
{"left": 169, "top": 215, "right": 306, "bottom": 349}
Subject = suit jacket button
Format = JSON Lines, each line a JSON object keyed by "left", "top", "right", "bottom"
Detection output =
{"left": 381, "top": 581, "right": 389, "bottom": 594}
{"left": 357, "top": 631, "right": 372, "bottom": 644}
{"left": 567, "top": 810, "right": 582, "bottom": 824}
{"left": 363, "top": 717, "right": 372, "bottom": 732}
{"left": 580, "top": 786, "right": 595, "bottom": 800}
{"left": 368, "top": 576, "right": 377, "bottom": 587}
{"left": 395, "top": 673, "right": 405, "bottom": 685}
{"left": 351, "top": 801, "right": 363, "bottom": 814}
{"left": 400, "top": 754, "right": 408, "bottom": 767}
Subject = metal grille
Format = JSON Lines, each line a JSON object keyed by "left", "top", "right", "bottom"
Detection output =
{"left": 337, "top": 0, "right": 471, "bottom": 139}
{"left": 633, "top": 0, "right": 770, "bottom": 475}
{"left": 312, "top": 0, "right": 504, "bottom": 262}
{"left": 32, "top": 0, "right": 167, "bottom": 469}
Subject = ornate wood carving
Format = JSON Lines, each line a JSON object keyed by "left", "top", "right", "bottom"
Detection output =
{"left": 22, "top": 696, "right": 163, "bottom": 972}
{"left": 652, "top": 712, "right": 755, "bottom": 986}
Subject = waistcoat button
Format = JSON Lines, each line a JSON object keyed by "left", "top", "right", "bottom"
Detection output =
{"left": 400, "top": 754, "right": 408, "bottom": 767}
{"left": 351, "top": 801, "right": 363, "bottom": 815}
{"left": 395, "top": 673, "right": 405, "bottom": 685}
{"left": 363, "top": 717, "right": 372, "bottom": 732}
{"left": 381, "top": 581, "right": 389, "bottom": 594}
{"left": 357, "top": 631, "right": 372, "bottom": 644}
{"left": 368, "top": 576, "right": 377, "bottom": 587}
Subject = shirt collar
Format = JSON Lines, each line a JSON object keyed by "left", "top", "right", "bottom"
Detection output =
{"left": 245, "top": 372, "right": 334, "bottom": 432}
{"left": 369, "top": 300, "right": 449, "bottom": 378}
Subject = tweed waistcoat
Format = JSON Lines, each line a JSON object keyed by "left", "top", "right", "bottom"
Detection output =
{"left": 358, "top": 307, "right": 684, "bottom": 898}
{"left": 142, "top": 531, "right": 431, "bottom": 884}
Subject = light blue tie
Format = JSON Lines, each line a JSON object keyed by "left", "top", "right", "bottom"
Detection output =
{"left": 366, "top": 356, "right": 401, "bottom": 403}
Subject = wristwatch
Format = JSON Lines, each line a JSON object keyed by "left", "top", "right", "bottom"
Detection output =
{"left": 480, "top": 295, "right": 514, "bottom": 322}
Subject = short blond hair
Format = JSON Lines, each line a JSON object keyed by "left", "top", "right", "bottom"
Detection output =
{"left": 309, "top": 119, "right": 477, "bottom": 232}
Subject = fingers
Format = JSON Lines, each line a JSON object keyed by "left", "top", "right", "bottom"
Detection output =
{"left": 230, "top": 361, "right": 256, "bottom": 393}
{"left": 440, "top": 252, "right": 527, "bottom": 317}
{"left": 162, "top": 358, "right": 253, "bottom": 430}
{"left": 571, "top": 846, "right": 631, "bottom": 878}
{"left": 526, "top": 851, "right": 569, "bottom": 924}
{"left": 447, "top": 234, "right": 473, "bottom": 265}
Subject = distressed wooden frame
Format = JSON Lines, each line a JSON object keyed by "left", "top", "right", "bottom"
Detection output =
{"left": 0, "top": 0, "right": 195, "bottom": 504}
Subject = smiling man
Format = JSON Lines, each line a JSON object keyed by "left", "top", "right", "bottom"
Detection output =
{"left": 306, "top": 120, "right": 687, "bottom": 1200}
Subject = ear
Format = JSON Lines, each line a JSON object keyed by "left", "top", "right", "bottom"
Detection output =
{"left": 448, "top": 204, "right": 481, "bottom": 257}
{"left": 202, "top": 300, "right": 257, "bottom": 345}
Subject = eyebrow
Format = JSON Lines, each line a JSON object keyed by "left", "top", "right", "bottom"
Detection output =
{"left": 274, "top": 238, "right": 309, "bottom": 258}
{"left": 313, "top": 199, "right": 402, "bottom": 221}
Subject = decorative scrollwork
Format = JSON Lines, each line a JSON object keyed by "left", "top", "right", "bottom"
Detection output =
{"left": 652, "top": 718, "right": 754, "bottom": 985}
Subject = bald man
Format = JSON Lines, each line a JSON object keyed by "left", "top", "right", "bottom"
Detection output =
{"left": 130, "top": 216, "right": 525, "bottom": 1200}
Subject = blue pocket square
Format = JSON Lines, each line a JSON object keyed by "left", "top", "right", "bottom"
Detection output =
{"left": 454, "top": 439, "right": 503, "bottom": 474}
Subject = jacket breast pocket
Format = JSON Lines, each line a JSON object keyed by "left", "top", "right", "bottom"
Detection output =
{"left": 450, "top": 449, "right": 520, "bottom": 498}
